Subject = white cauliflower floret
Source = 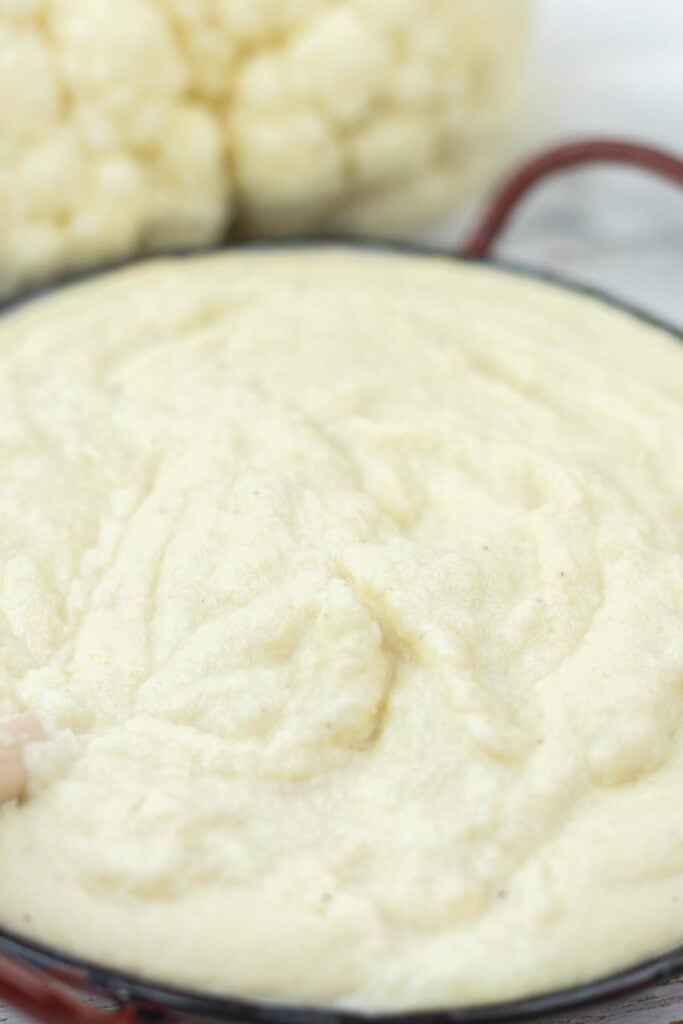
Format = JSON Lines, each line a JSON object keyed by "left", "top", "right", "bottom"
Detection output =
{"left": 0, "top": 0, "right": 530, "bottom": 297}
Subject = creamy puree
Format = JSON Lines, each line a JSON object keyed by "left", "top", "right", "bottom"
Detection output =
{"left": 0, "top": 250, "right": 682, "bottom": 1011}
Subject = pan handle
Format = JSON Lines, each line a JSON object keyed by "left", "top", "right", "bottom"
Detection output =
{"left": 462, "top": 138, "right": 683, "bottom": 259}
{"left": 0, "top": 952, "right": 147, "bottom": 1024}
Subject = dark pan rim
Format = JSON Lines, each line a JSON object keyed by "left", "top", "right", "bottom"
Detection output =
{"left": 2, "top": 237, "right": 683, "bottom": 345}
{"left": 0, "top": 238, "right": 682, "bottom": 1022}
{"left": 2, "top": 924, "right": 683, "bottom": 1023}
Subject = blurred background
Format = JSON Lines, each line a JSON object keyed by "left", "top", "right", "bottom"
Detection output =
{"left": 0, "top": 0, "right": 681, "bottom": 321}
{"left": 438, "top": 0, "right": 683, "bottom": 326}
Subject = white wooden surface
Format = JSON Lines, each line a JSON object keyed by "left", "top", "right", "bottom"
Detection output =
{"left": 490, "top": 0, "right": 683, "bottom": 330}
{"left": 1, "top": 1, "right": 681, "bottom": 1021}
{"left": 428, "top": 0, "right": 683, "bottom": 329}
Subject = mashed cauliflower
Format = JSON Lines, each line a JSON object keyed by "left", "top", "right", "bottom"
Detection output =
{"left": 0, "top": 249, "right": 682, "bottom": 1010}
{"left": 0, "top": 0, "right": 530, "bottom": 297}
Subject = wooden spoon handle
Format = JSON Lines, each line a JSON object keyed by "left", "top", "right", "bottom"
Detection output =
{"left": 0, "top": 714, "right": 46, "bottom": 804}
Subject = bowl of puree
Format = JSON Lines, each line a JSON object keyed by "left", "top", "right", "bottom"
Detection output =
{"left": 0, "top": 236, "right": 682, "bottom": 1023}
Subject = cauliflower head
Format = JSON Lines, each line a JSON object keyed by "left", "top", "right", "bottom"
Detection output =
{"left": 0, "top": 0, "right": 530, "bottom": 297}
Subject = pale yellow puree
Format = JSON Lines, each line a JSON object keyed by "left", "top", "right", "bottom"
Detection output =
{"left": 0, "top": 250, "right": 681, "bottom": 1010}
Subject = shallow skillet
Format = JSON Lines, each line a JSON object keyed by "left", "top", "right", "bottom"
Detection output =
{"left": 0, "top": 140, "right": 682, "bottom": 1024}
